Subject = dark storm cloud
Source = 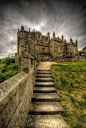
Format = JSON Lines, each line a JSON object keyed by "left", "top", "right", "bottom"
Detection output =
{"left": 0, "top": 0, "right": 86, "bottom": 58}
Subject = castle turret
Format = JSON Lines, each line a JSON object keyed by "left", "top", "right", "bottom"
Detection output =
{"left": 53, "top": 32, "right": 55, "bottom": 39}
{"left": 29, "top": 28, "right": 30, "bottom": 32}
{"left": 76, "top": 39, "right": 78, "bottom": 46}
{"left": 47, "top": 32, "right": 50, "bottom": 41}
{"left": 62, "top": 34, "right": 64, "bottom": 42}
{"left": 47, "top": 32, "right": 50, "bottom": 38}
{"left": 70, "top": 38, "right": 73, "bottom": 44}
{"left": 21, "top": 25, "right": 24, "bottom": 31}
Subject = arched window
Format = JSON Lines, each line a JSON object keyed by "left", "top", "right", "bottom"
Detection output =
{"left": 26, "top": 35, "right": 28, "bottom": 38}
{"left": 31, "top": 36, "right": 33, "bottom": 39}
{"left": 38, "top": 35, "right": 40, "bottom": 39}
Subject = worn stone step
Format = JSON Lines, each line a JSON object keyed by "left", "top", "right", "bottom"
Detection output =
{"left": 27, "top": 115, "right": 69, "bottom": 128}
{"left": 37, "top": 71, "right": 51, "bottom": 74}
{"left": 37, "top": 69, "right": 51, "bottom": 71}
{"left": 33, "top": 87, "right": 57, "bottom": 93}
{"left": 35, "top": 78, "right": 53, "bottom": 82}
{"left": 35, "top": 82, "right": 55, "bottom": 87}
{"left": 29, "top": 102, "right": 63, "bottom": 115}
{"left": 36, "top": 74, "right": 52, "bottom": 78}
{"left": 32, "top": 93, "right": 60, "bottom": 102}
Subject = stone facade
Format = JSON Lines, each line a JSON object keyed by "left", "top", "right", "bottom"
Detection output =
{"left": 17, "top": 26, "right": 78, "bottom": 61}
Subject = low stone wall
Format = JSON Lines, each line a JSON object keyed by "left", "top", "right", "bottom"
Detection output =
{"left": 0, "top": 40, "right": 40, "bottom": 128}
{"left": 51, "top": 54, "right": 86, "bottom": 62}
{"left": 0, "top": 70, "right": 36, "bottom": 128}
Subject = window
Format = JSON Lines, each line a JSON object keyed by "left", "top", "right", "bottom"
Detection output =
{"left": 31, "top": 36, "right": 33, "bottom": 39}
{"left": 38, "top": 35, "right": 40, "bottom": 39}
{"left": 31, "top": 59, "right": 33, "bottom": 66}
{"left": 42, "top": 48, "right": 45, "bottom": 52}
{"left": 26, "top": 41, "right": 28, "bottom": 45}
{"left": 26, "top": 35, "right": 28, "bottom": 38}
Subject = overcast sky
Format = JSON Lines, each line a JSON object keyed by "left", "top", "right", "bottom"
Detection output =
{"left": 0, "top": 0, "right": 86, "bottom": 58}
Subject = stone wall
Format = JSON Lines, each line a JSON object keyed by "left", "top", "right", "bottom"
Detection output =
{"left": 50, "top": 54, "right": 86, "bottom": 62}
{"left": 58, "top": 54, "right": 86, "bottom": 62}
{"left": 0, "top": 40, "right": 40, "bottom": 128}
{"left": 0, "top": 53, "right": 39, "bottom": 128}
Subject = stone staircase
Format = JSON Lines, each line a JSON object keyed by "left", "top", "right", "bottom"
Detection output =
{"left": 27, "top": 69, "right": 69, "bottom": 128}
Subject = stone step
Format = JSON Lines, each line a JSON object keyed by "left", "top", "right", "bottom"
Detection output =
{"left": 35, "top": 78, "right": 53, "bottom": 82}
{"left": 29, "top": 102, "right": 63, "bottom": 115}
{"left": 36, "top": 74, "right": 52, "bottom": 78}
{"left": 35, "top": 82, "right": 55, "bottom": 87}
{"left": 37, "top": 69, "right": 51, "bottom": 71}
{"left": 32, "top": 93, "right": 60, "bottom": 102}
{"left": 33, "top": 87, "right": 57, "bottom": 93}
{"left": 27, "top": 115, "right": 69, "bottom": 128}
{"left": 37, "top": 71, "right": 51, "bottom": 74}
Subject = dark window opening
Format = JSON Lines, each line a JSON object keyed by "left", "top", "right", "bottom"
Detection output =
{"left": 31, "top": 59, "right": 33, "bottom": 66}
{"left": 31, "top": 36, "right": 33, "bottom": 39}
{"left": 38, "top": 35, "right": 40, "bottom": 39}
{"left": 26, "top": 41, "right": 28, "bottom": 45}
{"left": 26, "top": 35, "right": 28, "bottom": 38}
{"left": 42, "top": 48, "right": 45, "bottom": 52}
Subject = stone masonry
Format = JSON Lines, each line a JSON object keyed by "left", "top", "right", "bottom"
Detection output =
{"left": 15, "top": 25, "right": 79, "bottom": 62}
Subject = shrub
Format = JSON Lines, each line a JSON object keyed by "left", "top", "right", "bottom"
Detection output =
{"left": 0, "top": 56, "right": 18, "bottom": 83}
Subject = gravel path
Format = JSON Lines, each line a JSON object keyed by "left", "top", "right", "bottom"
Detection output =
{"left": 37, "top": 61, "right": 56, "bottom": 69}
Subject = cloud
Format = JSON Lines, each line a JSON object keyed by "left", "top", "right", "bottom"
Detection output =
{"left": 0, "top": 0, "right": 86, "bottom": 58}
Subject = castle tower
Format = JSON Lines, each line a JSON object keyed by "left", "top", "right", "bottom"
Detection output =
{"left": 29, "top": 28, "right": 30, "bottom": 32}
{"left": 17, "top": 28, "right": 20, "bottom": 56}
{"left": 47, "top": 32, "right": 50, "bottom": 38}
{"left": 70, "top": 38, "right": 73, "bottom": 44}
{"left": 21, "top": 25, "right": 24, "bottom": 31}
{"left": 47, "top": 32, "right": 50, "bottom": 41}
{"left": 76, "top": 39, "right": 78, "bottom": 46}
{"left": 76, "top": 39, "right": 78, "bottom": 54}
{"left": 19, "top": 25, "right": 26, "bottom": 56}
{"left": 62, "top": 34, "right": 64, "bottom": 42}
{"left": 53, "top": 32, "right": 55, "bottom": 39}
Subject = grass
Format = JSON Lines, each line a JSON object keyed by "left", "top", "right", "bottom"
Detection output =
{"left": 51, "top": 62, "right": 86, "bottom": 128}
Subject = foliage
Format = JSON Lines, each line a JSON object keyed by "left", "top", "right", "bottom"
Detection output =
{"left": 0, "top": 57, "right": 18, "bottom": 83}
{"left": 51, "top": 62, "right": 86, "bottom": 128}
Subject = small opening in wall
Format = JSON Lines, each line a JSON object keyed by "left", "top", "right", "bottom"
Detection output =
{"left": 31, "top": 59, "right": 33, "bottom": 66}
{"left": 38, "top": 35, "right": 40, "bottom": 39}
{"left": 31, "top": 36, "right": 33, "bottom": 39}
{"left": 19, "top": 58, "right": 21, "bottom": 66}
{"left": 26, "top": 35, "right": 28, "bottom": 38}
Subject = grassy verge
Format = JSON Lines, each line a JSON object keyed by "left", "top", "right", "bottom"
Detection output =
{"left": 51, "top": 62, "right": 86, "bottom": 128}
{"left": 0, "top": 57, "right": 18, "bottom": 83}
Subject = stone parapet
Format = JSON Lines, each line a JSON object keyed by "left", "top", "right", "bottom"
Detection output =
{"left": 0, "top": 68, "right": 36, "bottom": 128}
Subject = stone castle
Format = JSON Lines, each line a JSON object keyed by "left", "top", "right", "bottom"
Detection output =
{"left": 17, "top": 25, "right": 79, "bottom": 61}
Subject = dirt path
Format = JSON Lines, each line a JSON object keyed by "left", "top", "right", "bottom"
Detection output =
{"left": 37, "top": 61, "right": 56, "bottom": 69}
